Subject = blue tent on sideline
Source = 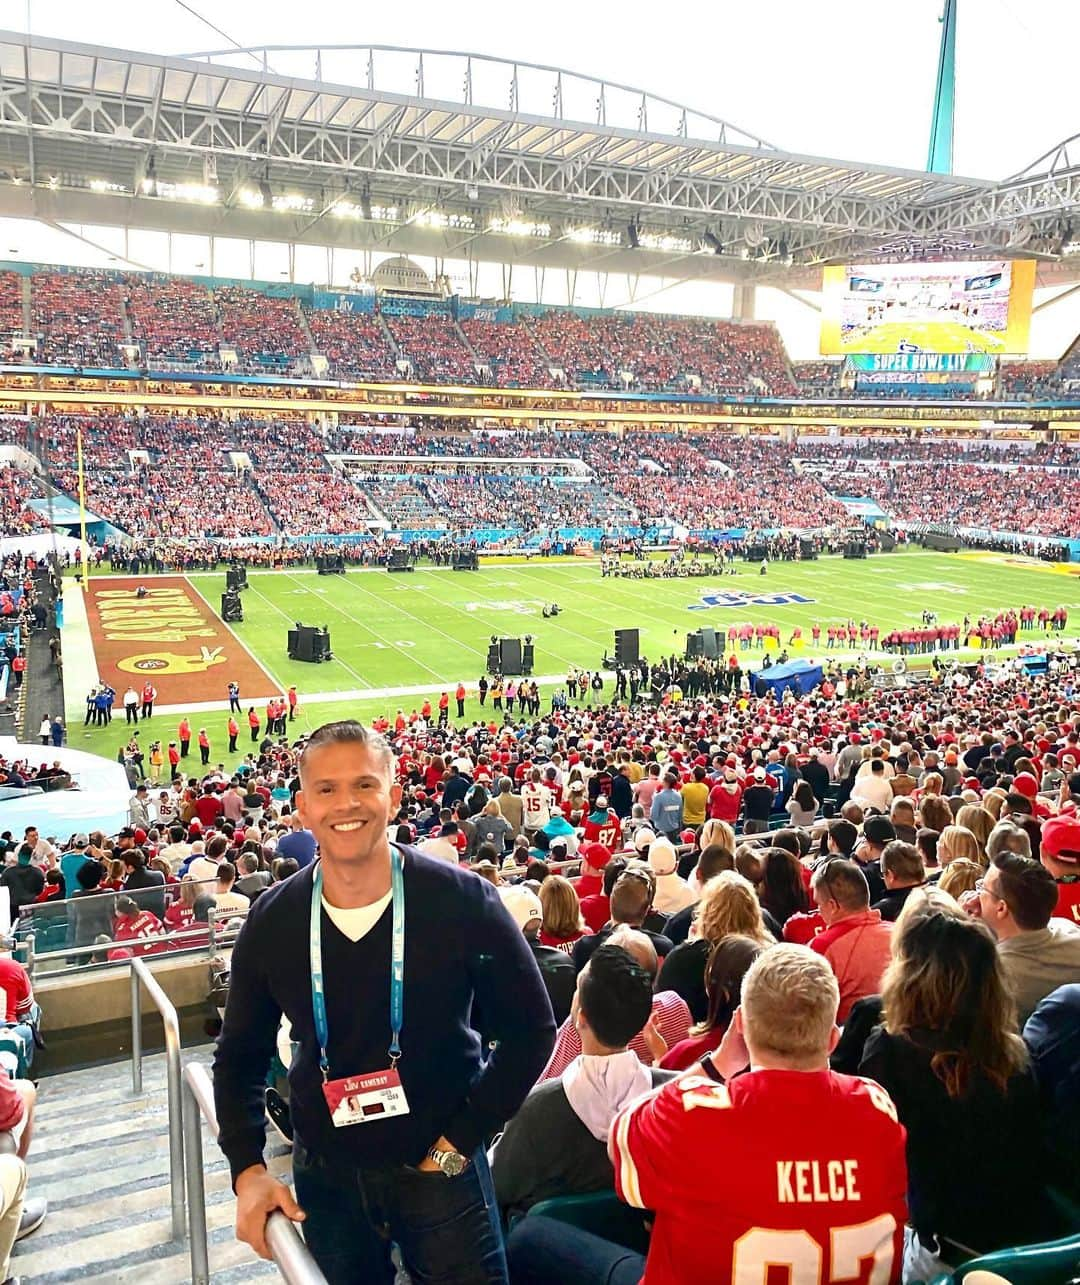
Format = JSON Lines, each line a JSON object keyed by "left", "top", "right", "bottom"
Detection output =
{"left": 752, "top": 658, "right": 824, "bottom": 700}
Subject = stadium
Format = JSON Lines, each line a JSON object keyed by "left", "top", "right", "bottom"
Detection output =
{"left": 0, "top": 3, "right": 1076, "bottom": 1282}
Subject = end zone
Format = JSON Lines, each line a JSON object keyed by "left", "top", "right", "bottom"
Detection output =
{"left": 81, "top": 576, "right": 279, "bottom": 706}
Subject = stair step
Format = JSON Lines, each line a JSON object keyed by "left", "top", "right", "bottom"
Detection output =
{"left": 16, "top": 1047, "right": 291, "bottom": 1282}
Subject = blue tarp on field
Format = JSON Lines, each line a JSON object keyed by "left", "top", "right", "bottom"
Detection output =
{"left": 752, "top": 658, "right": 823, "bottom": 699}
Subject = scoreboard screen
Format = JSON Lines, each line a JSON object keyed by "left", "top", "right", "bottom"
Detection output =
{"left": 821, "top": 259, "right": 1034, "bottom": 356}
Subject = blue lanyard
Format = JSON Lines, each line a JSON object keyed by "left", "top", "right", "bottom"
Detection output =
{"left": 310, "top": 846, "right": 405, "bottom": 1080}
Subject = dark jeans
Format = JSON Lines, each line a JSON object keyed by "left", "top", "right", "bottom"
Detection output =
{"left": 505, "top": 1217, "right": 644, "bottom": 1285}
{"left": 293, "top": 1138, "right": 508, "bottom": 1285}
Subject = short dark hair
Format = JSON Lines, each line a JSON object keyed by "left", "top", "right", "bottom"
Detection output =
{"left": 697, "top": 843, "right": 736, "bottom": 882}
{"left": 169, "top": 825, "right": 185, "bottom": 843}
{"left": 298, "top": 721, "right": 394, "bottom": 782}
{"left": 812, "top": 858, "right": 870, "bottom": 911}
{"left": 1004, "top": 792, "right": 1033, "bottom": 817}
{"left": 76, "top": 860, "right": 104, "bottom": 891}
{"left": 217, "top": 861, "right": 236, "bottom": 885}
{"left": 610, "top": 872, "right": 652, "bottom": 925}
{"left": 992, "top": 853, "right": 1058, "bottom": 931}
{"left": 601, "top": 855, "right": 629, "bottom": 896}
{"left": 123, "top": 849, "right": 146, "bottom": 870}
{"left": 881, "top": 841, "right": 925, "bottom": 885}
{"left": 578, "top": 945, "right": 654, "bottom": 1049}
{"left": 828, "top": 819, "right": 858, "bottom": 857}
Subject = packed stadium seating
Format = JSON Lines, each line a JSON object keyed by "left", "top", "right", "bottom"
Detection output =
{"left": 31, "top": 270, "right": 127, "bottom": 367}
{"left": 17, "top": 414, "right": 1080, "bottom": 539}
{"left": 214, "top": 285, "right": 310, "bottom": 373}
{"left": 0, "top": 270, "right": 24, "bottom": 348}
{"left": 307, "top": 309, "right": 398, "bottom": 381}
{"left": 383, "top": 313, "right": 478, "bottom": 384}
{"left": 459, "top": 317, "right": 553, "bottom": 387}
{"left": 124, "top": 274, "right": 220, "bottom": 368}
{"left": 2, "top": 266, "right": 1078, "bottom": 407}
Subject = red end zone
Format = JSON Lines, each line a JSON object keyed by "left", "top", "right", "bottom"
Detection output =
{"left": 83, "top": 576, "right": 279, "bottom": 706}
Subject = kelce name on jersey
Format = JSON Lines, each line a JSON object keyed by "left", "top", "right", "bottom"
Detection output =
{"left": 777, "top": 1159, "right": 860, "bottom": 1203}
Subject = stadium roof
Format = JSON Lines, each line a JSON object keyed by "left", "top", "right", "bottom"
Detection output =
{"left": 0, "top": 32, "right": 1077, "bottom": 286}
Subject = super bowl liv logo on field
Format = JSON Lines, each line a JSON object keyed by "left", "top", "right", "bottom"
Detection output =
{"left": 688, "top": 591, "right": 815, "bottom": 611}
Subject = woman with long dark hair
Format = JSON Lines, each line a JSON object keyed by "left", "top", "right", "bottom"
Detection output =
{"left": 758, "top": 847, "right": 810, "bottom": 927}
{"left": 659, "top": 936, "right": 765, "bottom": 1070}
{"left": 859, "top": 889, "right": 1057, "bottom": 1281}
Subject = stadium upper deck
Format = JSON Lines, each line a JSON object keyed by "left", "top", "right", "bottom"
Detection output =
{"left": 0, "top": 264, "right": 1077, "bottom": 411}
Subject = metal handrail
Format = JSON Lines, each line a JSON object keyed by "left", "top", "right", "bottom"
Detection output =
{"left": 130, "top": 956, "right": 186, "bottom": 1240}
{"left": 183, "top": 1063, "right": 328, "bottom": 1285}
{"left": 25, "top": 909, "right": 248, "bottom": 977}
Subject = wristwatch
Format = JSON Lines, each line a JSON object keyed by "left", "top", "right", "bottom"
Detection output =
{"left": 427, "top": 1145, "right": 469, "bottom": 1177}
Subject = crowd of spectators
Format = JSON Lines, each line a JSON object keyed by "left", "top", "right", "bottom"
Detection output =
{"left": 0, "top": 271, "right": 24, "bottom": 346}
{"left": 459, "top": 318, "right": 553, "bottom": 388}
{"left": 0, "top": 467, "right": 50, "bottom": 538}
{"left": 821, "top": 459, "right": 1080, "bottom": 538}
{"left": 792, "top": 360, "right": 843, "bottom": 396}
{"left": 254, "top": 470, "right": 377, "bottom": 538}
{"left": 384, "top": 314, "right": 479, "bottom": 384}
{"left": 215, "top": 287, "right": 310, "bottom": 372}
{"left": 306, "top": 311, "right": 397, "bottom": 382}
{"left": 22, "top": 414, "right": 1080, "bottom": 540}
{"left": 30, "top": 271, "right": 127, "bottom": 367}
{"left": 9, "top": 266, "right": 1080, "bottom": 414}
{"left": 124, "top": 274, "right": 220, "bottom": 368}
{"left": 23, "top": 641, "right": 1076, "bottom": 1278}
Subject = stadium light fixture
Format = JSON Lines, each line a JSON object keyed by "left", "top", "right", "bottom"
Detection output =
{"left": 90, "top": 179, "right": 127, "bottom": 195}
{"left": 488, "top": 217, "right": 551, "bottom": 239}
{"left": 568, "top": 226, "right": 621, "bottom": 247}
{"left": 238, "top": 188, "right": 265, "bottom": 209}
{"left": 156, "top": 180, "right": 219, "bottom": 205}
{"left": 411, "top": 209, "right": 476, "bottom": 231}
{"left": 272, "top": 193, "right": 315, "bottom": 213}
{"left": 639, "top": 230, "right": 694, "bottom": 254}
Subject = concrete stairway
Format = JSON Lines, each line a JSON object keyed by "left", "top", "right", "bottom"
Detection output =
{"left": 14, "top": 1047, "right": 291, "bottom": 1283}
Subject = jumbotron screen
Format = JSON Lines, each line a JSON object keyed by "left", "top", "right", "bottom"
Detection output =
{"left": 820, "top": 259, "right": 1035, "bottom": 356}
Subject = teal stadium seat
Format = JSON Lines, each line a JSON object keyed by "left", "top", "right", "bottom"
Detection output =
{"left": 522, "top": 1191, "right": 651, "bottom": 1255}
{"left": 928, "top": 1230, "right": 1080, "bottom": 1285}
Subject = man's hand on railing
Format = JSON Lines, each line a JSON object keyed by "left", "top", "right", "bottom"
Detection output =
{"left": 234, "top": 1163, "right": 306, "bottom": 1260}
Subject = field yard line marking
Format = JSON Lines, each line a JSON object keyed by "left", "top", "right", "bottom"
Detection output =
{"left": 237, "top": 576, "right": 374, "bottom": 690}
{"left": 288, "top": 569, "right": 487, "bottom": 670}
{"left": 60, "top": 581, "right": 100, "bottom": 726}
{"left": 393, "top": 574, "right": 586, "bottom": 671}
{"left": 186, "top": 576, "right": 291, "bottom": 695}
{"left": 499, "top": 566, "right": 636, "bottom": 644}
{"left": 280, "top": 570, "right": 453, "bottom": 681}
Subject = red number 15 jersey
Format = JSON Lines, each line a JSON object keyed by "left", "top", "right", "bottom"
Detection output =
{"left": 610, "top": 1067, "right": 908, "bottom": 1285}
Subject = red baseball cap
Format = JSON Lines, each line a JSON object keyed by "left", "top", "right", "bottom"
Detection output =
{"left": 580, "top": 842, "right": 613, "bottom": 869}
{"left": 1041, "top": 815, "right": 1080, "bottom": 865}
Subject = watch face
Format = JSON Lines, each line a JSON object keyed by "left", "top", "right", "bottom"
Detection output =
{"left": 438, "top": 1151, "right": 467, "bottom": 1177}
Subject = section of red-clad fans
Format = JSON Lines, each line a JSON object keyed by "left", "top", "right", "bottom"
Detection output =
{"left": 124, "top": 274, "right": 221, "bottom": 368}
{"left": 31, "top": 270, "right": 126, "bottom": 367}
{"left": 384, "top": 312, "right": 478, "bottom": 384}
{"left": 307, "top": 309, "right": 397, "bottom": 381}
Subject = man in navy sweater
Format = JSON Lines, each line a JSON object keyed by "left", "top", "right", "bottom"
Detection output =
{"left": 213, "top": 720, "right": 555, "bottom": 1284}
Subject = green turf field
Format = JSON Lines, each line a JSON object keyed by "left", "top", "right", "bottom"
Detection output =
{"left": 68, "top": 549, "right": 1080, "bottom": 768}
{"left": 840, "top": 320, "right": 1008, "bottom": 354}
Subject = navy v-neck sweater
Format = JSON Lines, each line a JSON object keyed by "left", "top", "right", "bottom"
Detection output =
{"left": 213, "top": 846, "right": 556, "bottom": 1182}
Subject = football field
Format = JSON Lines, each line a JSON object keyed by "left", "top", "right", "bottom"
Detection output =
{"left": 66, "top": 549, "right": 1080, "bottom": 767}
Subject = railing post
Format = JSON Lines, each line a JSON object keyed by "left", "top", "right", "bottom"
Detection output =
{"left": 131, "top": 958, "right": 186, "bottom": 1239}
{"left": 130, "top": 960, "right": 142, "bottom": 1094}
{"left": 207, "top": 905, "right": 217, "bottom": 957}
{"left": 182, "top": 1073, "right": 211, "bottom": 1285}
{"left": 24, "top": 931, "right": 34, "bottom": 980}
